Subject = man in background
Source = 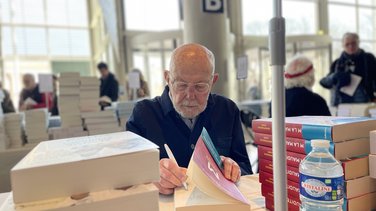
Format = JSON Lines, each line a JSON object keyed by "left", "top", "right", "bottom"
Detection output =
{"left": 97, "top": 62, "right": 119, "bottom": 109}
{"left": 19, "top": 74, "right": 53, "bottom": 111}
{"left": 0, "top": 81, "right": 15, "bottom": 113}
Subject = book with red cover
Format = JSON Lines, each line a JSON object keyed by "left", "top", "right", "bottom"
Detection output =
{"left": 259, "top": 170, "right": 300, "bottom": 199}
{"left": 259, "top": 158, "right": 299, "bottom": 183}
{"left": 264, "top": 195, "right": 300, "bottom": 211}
{"left": 258, "top": 145, "right": 306, "bottom": 168}
{"left": 252, "top": 116, "right": 376, "bottom": 142}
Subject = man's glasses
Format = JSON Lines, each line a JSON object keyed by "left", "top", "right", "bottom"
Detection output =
{"left": 171, "top": 79, "right": 211, "bottom": 94}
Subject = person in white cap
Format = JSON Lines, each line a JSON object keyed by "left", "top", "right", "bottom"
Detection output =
{"left": 284, "top": 55, "right": 331, "bottom": 117}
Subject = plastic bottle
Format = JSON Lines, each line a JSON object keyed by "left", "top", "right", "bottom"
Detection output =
{"left": 299, "top": 139, "right": 344, "bottom": 211}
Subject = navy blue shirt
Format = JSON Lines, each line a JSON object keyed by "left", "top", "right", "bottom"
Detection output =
{"left": 126, "top": 86, "right": 252, "bottom": 175}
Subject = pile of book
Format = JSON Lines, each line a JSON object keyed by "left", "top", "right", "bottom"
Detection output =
{"left": 3, "top": 113, "right": 24, "bottom": 148}
{"left": 253, "top": 116, "right": 376, "bottom": 211}
{"left": 1, "top": 132, "right": 160, "bottom": 210}
{"left": 79, "top": 76, "right": 100, "bottom": 113}
{"left": 370, "top": 131, "right": 376, "bottom": 179}
{"left": 24, "top": 109, "right": 49, "bottom": 146}
{"left": 48, "top": 126, "right": 88, "bottom": 140}
{"left": 81, "top": 110, "right": 122, "bottom": 136}
{"left": 369, "top": 108, "right": 376, "bottom": 118}
{"left": 0, "top": 118, "right": 9, "bottom": 150}
{"left": 58, "top": 72, "right": 82, "bottom": 128}
{"left": 112, "top": 101, "right": 136, "bottom": 129}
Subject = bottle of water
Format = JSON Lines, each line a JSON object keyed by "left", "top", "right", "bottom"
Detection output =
{"left": 299, "top": 139, "right": 344, "bottom": 211}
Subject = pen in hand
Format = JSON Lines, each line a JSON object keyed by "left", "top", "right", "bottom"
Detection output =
{"left": 164, "top": 144, "right": 188, "bottom": 191}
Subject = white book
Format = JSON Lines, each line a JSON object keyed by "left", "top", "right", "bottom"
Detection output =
{"left": 340, "top": 74, "right": 362, "bottom": 97}
{"left": 11, "top": 131, "right": 159, "bottom": 203}
{"left": 81, "top": 110, "right": 114, "bottom": 119}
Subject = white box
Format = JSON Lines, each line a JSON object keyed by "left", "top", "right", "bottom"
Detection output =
{"left": 371, "top": 130, "right": 376, "bottom": 154}
{"left": 0, "top": 183, "right": 159, "bottom": 211}
{"left": 11, "top": 132, "right": 159, "bottom": 203}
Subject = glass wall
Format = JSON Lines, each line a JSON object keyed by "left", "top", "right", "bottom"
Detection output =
{"left": 0, "top": 0, "right": 91, "bottom": 109}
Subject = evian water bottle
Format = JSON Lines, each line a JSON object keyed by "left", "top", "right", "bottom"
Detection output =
{"left": 299, "top": 139, "right": 344, "bottom": 211}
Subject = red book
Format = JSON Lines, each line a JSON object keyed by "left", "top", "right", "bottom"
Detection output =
{"left": 252, "top": 116, "right": 376, "bottom": 142}
{"left": 258, "top": 145, "right": 306, "bottom": 168}
{"left": 259, "top": 158, "right": 300, "bottom": 183}
{"left": 265, "top": 195, "right": 301, "bottom": 211}
{"left": 259, "top": 170, "right": 300, "bottom": 199}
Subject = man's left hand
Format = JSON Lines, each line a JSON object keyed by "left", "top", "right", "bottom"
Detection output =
{"left": 220, "top": 156, "right": 241, "bottom": 183}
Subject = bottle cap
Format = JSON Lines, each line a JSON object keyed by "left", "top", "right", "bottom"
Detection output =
{"left": 311, "top": 139, "right": 330, "bottom": 148}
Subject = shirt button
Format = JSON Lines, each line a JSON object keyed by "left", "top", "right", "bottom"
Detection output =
{"left": 191, "top": 144, "right": 195, "bottom": 150}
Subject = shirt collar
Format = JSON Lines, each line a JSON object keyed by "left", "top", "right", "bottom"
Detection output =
{"left": 160, "top": 85, "right": 215, "bottom": 116}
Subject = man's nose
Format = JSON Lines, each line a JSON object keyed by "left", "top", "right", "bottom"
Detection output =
{"left": 186, "top": 86, "right": 196, "bottom": 99}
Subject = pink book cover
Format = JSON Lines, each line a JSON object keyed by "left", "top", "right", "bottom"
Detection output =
{"left": 192, "top": 136, "right": 249, "bottom": 204}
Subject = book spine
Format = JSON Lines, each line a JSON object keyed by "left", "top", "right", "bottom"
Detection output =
{"left": 252, "top": 119, "right": 333, "bottom": 141}
{"left": 259, "top": 158, "right": 300, "bottom": 183}
{"left": 254, "top": 132, "right": 307, "bottom": 154}
{"left": 265, "top": 195, "right": 301, "bottom": 211}
{"left": 258, "top": 145, "right": 306, "bottom": 168}
{"left": 259, "top": 170, "right": 300, "bottom": 199}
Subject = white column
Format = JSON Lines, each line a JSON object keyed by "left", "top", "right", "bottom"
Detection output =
{"left": 182, "top": 0, "right": 230, "bottom": 97}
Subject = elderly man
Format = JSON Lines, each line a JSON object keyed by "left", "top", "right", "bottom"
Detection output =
{"left": 19, "top": 74, "right": 53, "bottom": 111}
{"left": 320, "top": 32, "right": 376, "bottom": 106}
{"left": 126, "top": 43, "right": 252, "bottom": 195}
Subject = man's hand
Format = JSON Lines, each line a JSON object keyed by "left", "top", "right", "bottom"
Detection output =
{"left": 154, "top": 158, "right": 187, "bottom": 195}
{"left": 221, "top": 156, "right": 241, "bottom": 183}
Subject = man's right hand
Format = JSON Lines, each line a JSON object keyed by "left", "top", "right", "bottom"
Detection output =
{"left": 154, "top": 158, "right": 187, "bottom": 195}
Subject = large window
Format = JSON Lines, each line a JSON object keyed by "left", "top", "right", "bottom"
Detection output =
{"left": 329, "top": 0, "right": 376, "bottom": 56}
{"left": 242, "top": 0, "right": 317, "bottom": 35}
{"left": 0, "top": 0, "right": 91, "bottom": 109}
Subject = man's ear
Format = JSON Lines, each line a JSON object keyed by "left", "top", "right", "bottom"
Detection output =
{"left": 212, "top": 73, "right": 219, "bottom": 84}
{"left": 164, "top": 71, "right": 170, "bottom": 84}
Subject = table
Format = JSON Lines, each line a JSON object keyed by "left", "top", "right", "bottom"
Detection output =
{"left": 0, "top": 175, "right": 266, "bottom": 211}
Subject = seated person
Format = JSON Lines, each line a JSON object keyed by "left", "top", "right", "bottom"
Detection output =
{"left": 98, "top": 62, "right": 119, "bottom": 109}
{"left": 126, "top": 43, "right": 252, "bottom": 195}
{"left": 19, "top": 74, "right": 53, "bottom": 111}
{"left": 0, "top": 81, "right": 15, "bottom": 113}
{"left": 284, "top": 55, "right": 331, "bottom": 117}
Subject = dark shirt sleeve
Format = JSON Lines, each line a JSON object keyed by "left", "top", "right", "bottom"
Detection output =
{"left": 231, "top": 107, "right": 253, "bottom": 175}
{"left": 126, "top": 102, "right": 145, "bottom": 136}
{"left": 320, "top": 61, "right": 337, "bottom": 89}
{"left": 110, "top": 78, "right": 119, "bottom": 102}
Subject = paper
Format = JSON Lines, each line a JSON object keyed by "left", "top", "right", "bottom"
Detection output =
{"left": 128, "top": 72, "right": 141, "bottom": 89}
{"left": 340, "top": 74, "right": 362, "bottom": 96}
{"left": 38, "top": 74, "right": 53, "bottom": 93}
{"left": 23, "top": 97, "right": 37, "bottom": 106}
{"left": 236, "top": 55, "right": 248, "bottom": 80}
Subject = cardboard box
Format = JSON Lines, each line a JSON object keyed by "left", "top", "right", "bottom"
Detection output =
{"left": 11, "top": 132, "right": 159, "bottom": 203}
{"left": 0, "top": 183, "right": 158, "bottom": 211}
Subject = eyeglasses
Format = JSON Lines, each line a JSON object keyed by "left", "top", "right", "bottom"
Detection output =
{"left": 171, "top": 80, "right": 211, "bottom": 93}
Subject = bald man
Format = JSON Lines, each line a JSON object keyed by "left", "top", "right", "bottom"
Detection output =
{"left": 126, "top": 43, "right": 252, "bottom": 195}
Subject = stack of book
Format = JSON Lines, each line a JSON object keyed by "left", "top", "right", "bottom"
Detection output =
{"left": 112, "top": 101, "right": 136, "bottom": 129}
{"left": 0, "top": 118, "right": 9, "bottom": 150}
{"left": 81, "top": 110, "right": 122, "bottom": 136}
{"left": 1, "top": 132, "right": 160, "bottom": 210}
{"left": 253, "top": 116, "right": 376, "bottom": 211}
{"left": 370, "top": 131, "right": 376, "bottom": 179}
{"left": 24, "top": 109, "right": 49, "bottom": 145}
{"left": 79, "top": 76, "right": 100, "bottom": 113}
{"left": 48, "top": 126, "right": 88, "bottom": 140}
{"left": 59, "top": 72, "right": 82, "bottom": 128}
{"left": 369, "top": 108, "right": 376, "bottom": 118}
{"left": 3, "top": 113, "right": 24, "bottom": 148}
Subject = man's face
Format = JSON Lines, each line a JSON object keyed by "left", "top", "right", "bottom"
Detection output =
{"left": 99, "top": 68, "right": 109, "bottom": 78}
{"left": 343, "top": 37, "right": 359, "bottom": 55}
{"left": 23, "top": 76, "right": 35, "bottom": 90}
{"left": 166, "top": 58, "right": 216, "bottom": 119}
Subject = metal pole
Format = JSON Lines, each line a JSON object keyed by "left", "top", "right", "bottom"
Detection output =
{"left": 270, "top": 0, "right": 287, "bottom": 210}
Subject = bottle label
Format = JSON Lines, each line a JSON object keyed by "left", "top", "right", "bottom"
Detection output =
{"left": 299, "top": 173, "right": 344, "bottom": 201}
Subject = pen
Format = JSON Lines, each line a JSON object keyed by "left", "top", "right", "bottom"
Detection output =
{"left": 164, "top": 144, "right": 188, "bottom": 191}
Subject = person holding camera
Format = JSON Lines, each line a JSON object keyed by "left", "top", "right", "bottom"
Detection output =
{"left": 320, "top": 32, "right": 376, "bottom": 106}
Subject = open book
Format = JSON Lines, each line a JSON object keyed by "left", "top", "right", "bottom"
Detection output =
{"left": 174, "top": 128, "right": 250, "bottom": 211}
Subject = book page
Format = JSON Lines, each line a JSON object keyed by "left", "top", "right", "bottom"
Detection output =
{"left": 340, "top": 73, "right": 362, "bottom": 96}
{"left": 24, "top": 97, "right": 37, "bottom": 106}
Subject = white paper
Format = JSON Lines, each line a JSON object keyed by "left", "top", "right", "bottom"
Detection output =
{"left": 128, "top": 72, "right": 141, "bottom": 89}
{"left": 340, "top": 74, "right": 362, "bottom": 97}
{"left": 38, "top": 74, "right": 53, "bottom": 93}
{"left": 236, "top": 55, "right": 248, "bottom": 80}
{"left": 24, "top": 97, "right": 37, "bottom": 106}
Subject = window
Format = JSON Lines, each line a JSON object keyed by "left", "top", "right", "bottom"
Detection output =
{"left": 124, "top": 0, "right": 180, "bottom": 31}
{"left": 242, "top": 0, "right": 317, "bottom": 35}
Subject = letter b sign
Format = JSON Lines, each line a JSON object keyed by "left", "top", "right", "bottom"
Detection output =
{"left": 203, "top": 0, "right": 224, "bottom": 13}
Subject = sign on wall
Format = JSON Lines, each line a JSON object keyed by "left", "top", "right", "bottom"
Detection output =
{"left": 203, "top": 0, "right": 224, "bottom": 13}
